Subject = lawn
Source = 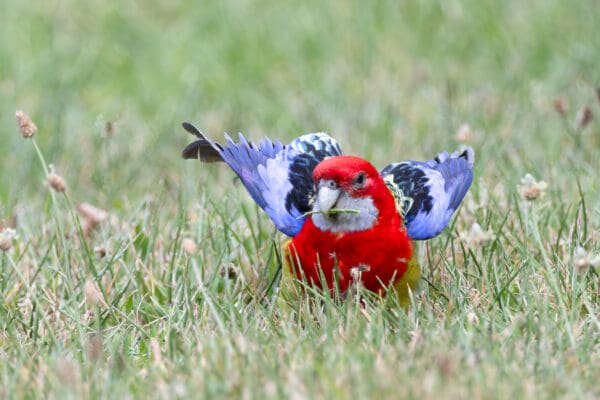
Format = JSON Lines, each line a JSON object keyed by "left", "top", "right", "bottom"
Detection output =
{"left": 1, "top": 0, "right": 599, "bottom": 398}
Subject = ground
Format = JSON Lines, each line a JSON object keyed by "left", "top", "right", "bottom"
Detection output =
{"left": 0, "top": 0, "right": 599, "bottom": 398}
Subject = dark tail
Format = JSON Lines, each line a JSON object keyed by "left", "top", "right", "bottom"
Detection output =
{"left": 181, "top": 122, "right": 223, "bottom": 162}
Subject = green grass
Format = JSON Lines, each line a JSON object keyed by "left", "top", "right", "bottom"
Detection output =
{"left": 1, "top": 0, "right": 599, "bottom": 398}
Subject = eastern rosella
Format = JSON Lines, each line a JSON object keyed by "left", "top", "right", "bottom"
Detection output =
{"left": 182, "top": 122, "right": 474, "bottom": 305}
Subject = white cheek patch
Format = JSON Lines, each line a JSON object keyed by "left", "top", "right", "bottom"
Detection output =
{"left": 312, "top": 194, "right": 379, "bottom": 233}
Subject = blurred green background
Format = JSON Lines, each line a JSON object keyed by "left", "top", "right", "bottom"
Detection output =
{"left": 2, "top": 0, "right": 598, "bottom": 214}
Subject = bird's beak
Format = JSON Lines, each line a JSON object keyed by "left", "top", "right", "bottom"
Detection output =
{"left": 317, "top": 185, "right": 341, "bottom": 215}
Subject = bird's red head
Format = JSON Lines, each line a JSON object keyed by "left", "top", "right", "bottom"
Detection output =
{"left": 310, "top": 155, "right": 401, "bottom": 233}
{"left": 312, "top": 155, "right": 382, "bottom": 198}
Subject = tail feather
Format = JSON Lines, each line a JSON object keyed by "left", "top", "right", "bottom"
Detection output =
{"left": 180, "top": 122, "right": 223, "bottom": 162}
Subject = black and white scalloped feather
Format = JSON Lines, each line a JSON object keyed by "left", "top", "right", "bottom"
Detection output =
{"left": 380, "top": 147, "right": 474, "bottom": 240}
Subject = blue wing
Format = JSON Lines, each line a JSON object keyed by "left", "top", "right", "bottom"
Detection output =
{"left": 380, "top": 147, "right": 474, "bottom": 240}
{"left": 181, "top": 123, "right": 343, "bottom": 236}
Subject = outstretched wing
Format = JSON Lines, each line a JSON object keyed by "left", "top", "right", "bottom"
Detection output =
{"left": 181, "top": 122, "right": 343, "bottom": 236}
{"left": 381, "top": 147, "right": 474, "bottom": 240}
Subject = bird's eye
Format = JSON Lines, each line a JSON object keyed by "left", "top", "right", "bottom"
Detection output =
{"left": 354, "top": 172, "right": 366, "bottom": 187}
{"left": 328, "top": 180, "right": 338, "bottom": 189}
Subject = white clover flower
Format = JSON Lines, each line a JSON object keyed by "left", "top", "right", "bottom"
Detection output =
{"left": 0, "top": 228, "right": 16, "bottom": 251}
{"left": 573, "top": 247, "right": 600, "bottom": 272}
{"left": 460, "top": 223, "right": 495, "bottom": 247}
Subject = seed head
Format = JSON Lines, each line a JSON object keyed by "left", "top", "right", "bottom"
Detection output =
{"left": 553, "top": 97, "right": 568, "bottom": 116}
{"left": 15, "top": 110, "right": 37, "bottom": 138}
{"left": 94, "top": 246, "right": 107, "bottom": 258}
{"left": 518, "top": 173, "right": 548, "bottom": 201}
{"left": 87, "top": 333, "right": 104, "bottom": 362}
{"left": 47, "top": 172, "right": 67, "bottom": 193}
{"left": 77, "top": 203, "right": 107, "bottom": 237}
{"left": 182, "top": 238, "right": 197, "bottom": 255}
{"left": 105, "top": 121, "right": 114, "bottom": 136}
{"left": 575, "top": 106, "right": 593, "bottom": 129}
{"left": 455, "top": 123, "right": 473, "bottom": 143}
{"left": 219, "top": 263, "right": 238, "bottom": 279}
{"left": 84, "top": 279, "right": 104, "bottom": 307}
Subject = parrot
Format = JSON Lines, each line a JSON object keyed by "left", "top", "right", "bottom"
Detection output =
{"left": 181, "top": 122, "right": 474, "bottom": 305}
